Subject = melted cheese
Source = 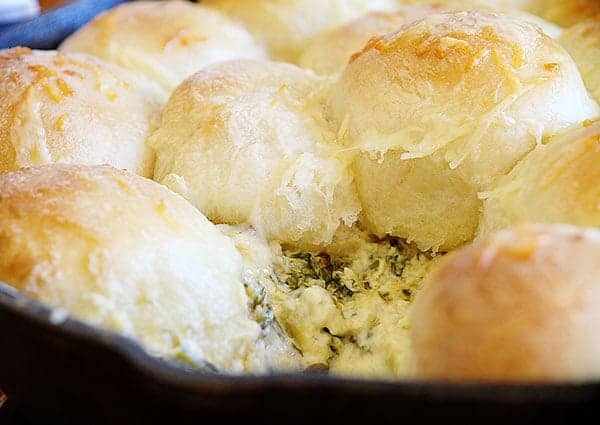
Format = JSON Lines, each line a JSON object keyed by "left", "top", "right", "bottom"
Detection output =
{"left": 218, "top": 224, "right": 304, "bottom": 372}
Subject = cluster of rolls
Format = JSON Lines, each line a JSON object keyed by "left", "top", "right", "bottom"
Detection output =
{"left": 0, "top": 0, "right": 599, "bottom": 381}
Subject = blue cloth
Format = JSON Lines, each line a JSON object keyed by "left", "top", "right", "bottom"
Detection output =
{"left": 0, "top": 0, "right": 131, "bottom": 50}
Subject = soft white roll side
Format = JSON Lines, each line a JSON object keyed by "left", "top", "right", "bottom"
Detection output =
{"left": 330, "top": 11, "right": 599, "bottom": 251}
{"left": 479, "top": 119, "right": 600, "bottom": 235}
{"left": 559, "top": 18, "right": 600, "bottom": 103}
{"left": 411, "top": 223, "right": 600, "bottom": 382}
{"left": 0, "top": 164, "right": 265, "bottom": 373}
{"left": 59, "top": 1, "right": 267, "bottom": 92}
{"left": 202, "top": 0, "right": 399, "bottom": 62}
{"left": 0, "top": 48, "right": 164, "bottom": 177}
{"left": 150, "top": 60, "right": 360, "bottom": 249}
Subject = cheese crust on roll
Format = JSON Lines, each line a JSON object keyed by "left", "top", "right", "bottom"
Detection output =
{"left": 299, "top": 4, "right": 455, "bottom": 75}
{"left": 0, "top": 48, "right": 164, "bottom": 177}
{"left": 59, "top": 1, "right": 267, "bottom": 92}
{"left": 479, "top": 119, "right": 600, "bottom": 235}
{"left": 298, "top": 2, "right": 562, "bottom": 75}
{"left": 202, "top": 0, "right": 399, "bottom": 62}
{"left": 411, "top": 223, "right": 600, "bottom": 382}
{"left": 330, "top": 11, "right": 599, "bottom": 251}
{"left": 559, "top": 18, "right": 600, "bottom": 103}
{"left": 0, "top": 164, "right": 268, "bottom": 373}
{"left": 150, "top": 60, "right": 360, "bottom": 249}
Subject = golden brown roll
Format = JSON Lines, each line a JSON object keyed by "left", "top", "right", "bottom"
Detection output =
{"left": 0, "top": 48, "right": 164, "bottom": 177}
{"left": 559, "top": 18, "right": 600, "bottom": 102}
{"left": 202, "top": 0, "right": 399, "bottom": 61}
{"left": 59, "top": 1, "right": 267, "bottom": 92}
{"left": 330, "top": 11, "right": 599, "bottom": 251}
{"left": 150, "top": 59, "right": 360, "bottom": 249}
{"left": 479, "top": 119, "right": 600, "bottom": 235}
{"left": 0, "top": 164, "right": 268, "bottom": 373}
{"left": 411, "top": 223, "right": 600, "bottom": 382}
{"left": 299, "top": 4, "right": 454, "bottom": 75}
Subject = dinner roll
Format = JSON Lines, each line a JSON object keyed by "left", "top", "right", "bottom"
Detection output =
{"left": 202, "top": 0, "right": 399, "bottom": 61}
{"left": 0, "top": 48, "right": 163, "bottom": 177}
{"left": 479, "top": 119, "right": 600, "bottom": 235}
{"left": 150, "top": 60, "right": 360, "bottom": 249}
{"left": 331, "top": 11, "right": 599, "bottom": 251}
{"left": 0, "top": 164, "right": 264, "bottom": 373}
{"left": 299, "top": 3, "right": 561, "bottom": 76}
{"left": 299, "top": 4, "right": 454, "bottom": 75}
{"left": 59, "top": 1, "right": 267, "bottom": 92}
{"left": 411, "top": 224, "right": 600, "bottom": 382}
{"left": 559, "top": 18, "right": 600, "bottom": 102}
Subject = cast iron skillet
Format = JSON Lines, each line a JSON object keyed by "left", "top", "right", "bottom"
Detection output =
{"left": 1, "top": 1, "right": 600, "bottom": 423}
{"left": 2, "top": 280, "right": 600, "bottom": 424}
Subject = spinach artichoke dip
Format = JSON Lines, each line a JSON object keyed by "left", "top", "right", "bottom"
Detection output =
{"left": 223, "top": 225, "right": 438, "bottom": 378}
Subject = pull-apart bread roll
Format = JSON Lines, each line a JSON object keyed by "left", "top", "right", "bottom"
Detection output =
{"left": 0, "top": 48, "right": 163, "bottom": 177}
{"left": 0, "top": 164, "right": 273, "bottom": 373}
{"left": 559, "top": 18, "right": 600, "bottom": 103}
{"left": 150, "top": 60, "right": 360, "bottom": 249}
{"left": 299, "top": 4, "right": 454, "bottom": 75}
{"left": 202, "top": 0, "right": 399, "bottom": 62}
{"left": 299, "top": 4, "right": 561, "bottom": 76}
{"left": 298, "top": 1, "right": 562, "bottom": 75}
{"left": 412, "top": 224, "right": 600, "bottom": 382}
{"left": 480, "top": 119, "right": 600, "bottom": 235}
{"left": 330, "top": 11, "right": 599, "bottom": 251}
{"left": 59, "top": 1, "right": 267, "bottom": 92}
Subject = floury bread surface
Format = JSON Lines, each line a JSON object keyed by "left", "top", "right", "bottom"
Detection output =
{"left": 203, "top": 0, "right": 400, "bottom": 61}
{"left": 0, "top": 164, "right": 300, "bottom": 373}
{"left": 59, "top": 1, "right": 267, "bottom": 92}
{"left": 150, "top": 59, "right": 360, "bottom": 249}
{"left": 0, "top": 48, "right": 164, "bottom": 177}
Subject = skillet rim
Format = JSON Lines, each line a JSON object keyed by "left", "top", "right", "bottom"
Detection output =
{"left": 2, "top": 280, "right": 600, "bottom": 404}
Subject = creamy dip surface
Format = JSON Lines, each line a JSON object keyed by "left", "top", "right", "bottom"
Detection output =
{"left": 221, "top": 224, "right": 439, "bottom": 378}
